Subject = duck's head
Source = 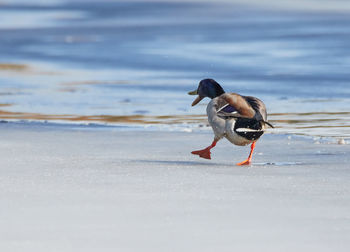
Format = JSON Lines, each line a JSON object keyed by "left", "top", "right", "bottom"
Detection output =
{"left": 188, "top": 79, "right": 225, "bottom": 106}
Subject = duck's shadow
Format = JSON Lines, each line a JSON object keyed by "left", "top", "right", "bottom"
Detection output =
{"left": 133, "top": 159, "right": 304, "bottom": 167}
{"left": 134, "top": 159, "right": 224, "bottom": 166}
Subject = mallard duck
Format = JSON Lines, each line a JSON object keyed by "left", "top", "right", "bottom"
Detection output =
{"left": 188, "top": 79, "right": 273, "bottom": 165}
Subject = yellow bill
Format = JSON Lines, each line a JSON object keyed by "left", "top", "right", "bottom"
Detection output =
{"left": 188, "top": 89, "right": 203, "bottom": 106}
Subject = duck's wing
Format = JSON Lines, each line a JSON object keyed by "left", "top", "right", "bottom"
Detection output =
{"left": 243, "top": 96, "right": 274, "bottom": 128}
{"left": 217, "top": 93, "right": 274, "bottom": 128}
{"left": 242, "top": 96, "right": 267, "bottom": 121}
{"left": 217, "top": 93, "right": 255, "bottom": 119}
{"left": 217, "top": 103, "right": 239, "bottom": 116}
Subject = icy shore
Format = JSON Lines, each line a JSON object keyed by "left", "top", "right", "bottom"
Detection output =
{"left": 0, "top": 122, "right": 349, "bottom": 251}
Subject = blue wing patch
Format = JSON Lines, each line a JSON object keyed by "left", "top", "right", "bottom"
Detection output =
{"left": 218, "top": 104, "right": 237, "bottom": 113}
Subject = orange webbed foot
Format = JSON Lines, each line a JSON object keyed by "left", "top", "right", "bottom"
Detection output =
{"left": 191, "top": 148, "right": 211, "bottom": 159}
{"left": 191, "top": 140, "right": 217, "bottom": 160}
{"left": 236, "top": 159, "right": 251, "bottom": 166}
{"left": 236, "top": 142, "right": 256, "bottom": 166}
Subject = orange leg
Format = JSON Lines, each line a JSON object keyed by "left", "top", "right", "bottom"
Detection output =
{"left": 236, "top": 142, "right": 256, "bottom": 166}
{"left": 191, "top": 140, "right": 217, "bottom": 160}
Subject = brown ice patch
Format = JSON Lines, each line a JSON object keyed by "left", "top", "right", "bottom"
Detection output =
{"left": 0, "top": 63, "right": 29, "bottom": 72}
{"left": 268, "top": 112, "right": 350, "bottom": 126}
{"left": 0, "top": 62, "right": 61, "bottom": 76}
{"left": 0, "top": 109, "right": 349, "bottom": 138}
{"left": 0, "top": 109, "right": 206, "bottom": 124}
{"left": 268, "top": 111, "right": 350, "bottom": 138}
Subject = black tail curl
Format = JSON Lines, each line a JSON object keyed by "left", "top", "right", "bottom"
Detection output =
{"left": 263, "top": 121, "right": 274, "bottom": 128}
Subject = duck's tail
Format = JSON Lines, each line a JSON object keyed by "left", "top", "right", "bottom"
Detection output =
{"left": 263, "top": 121, "right": 274, "bottom": 128}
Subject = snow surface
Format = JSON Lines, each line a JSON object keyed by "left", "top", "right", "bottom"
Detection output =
{"left": 0, "top": 122, "right": 349, "bottom": 251}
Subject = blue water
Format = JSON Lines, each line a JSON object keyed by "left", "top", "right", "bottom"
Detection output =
{"left": 0, "top": 0, "right": 349, "bottom": 138}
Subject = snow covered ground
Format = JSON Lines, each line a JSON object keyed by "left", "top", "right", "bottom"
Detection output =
{"left": 0, "top": 122, "right": 349, "bottom": 251}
